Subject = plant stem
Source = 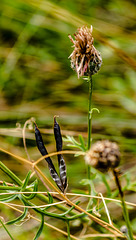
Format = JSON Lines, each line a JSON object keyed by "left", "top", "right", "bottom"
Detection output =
{"left": 0, "top": 186, "right": 21, "bottom": 190}
{"left": 87, "top": 76, "right": 93, "bottom": 150}
{"left": 0, "top": 218, "right": 15, "bottom": 240}
{"left": 113, "top": 169, "right": 134, "bottom": 240}
{"left": 66, "top": 220, "right": 71, "bottom": 240}
{"left": 0, "top": 161, "right": 22, "bottom": 186}
{"left": 87, "top": 76, "right": 93, "bottom": 195}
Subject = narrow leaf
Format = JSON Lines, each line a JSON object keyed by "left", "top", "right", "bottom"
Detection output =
{"left": 33, "top": 214, "right": 44, "bottom": 240}
{"left": 21, "top": 170, "right": 32, "bottom": 191}
{"left": 47, "top": 192, "right": 53, "bottom": 204}
{"left": 61, "top": 201, "right": 80, "bottom": 216}
{"left": 78, "top": 134, "right": 87, "bottom": 151}
{"left": 0, "top": 194, "right": 17, "bottom": 203}
{"left": 43, "top": 192, "right": 53, "bottom": 210}
{"left": 23, "top": 180, "right": 38, "bottom": 200}
{"left": 7, "top": 206, "right": 28, "bottom": 225}
{"left": 7, "top": 197, "right": 28, "bottom": 225}
{"left": 0, "top": 161, "right": 22, "bottom": 186}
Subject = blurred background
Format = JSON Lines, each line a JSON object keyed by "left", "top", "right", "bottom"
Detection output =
{"left": 0, "top": 0, "right": 136, "bottom": 239}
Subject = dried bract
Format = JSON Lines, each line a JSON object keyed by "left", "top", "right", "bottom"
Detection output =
{"left": 68, "top": 26, "right": 102, "bottom": 78}
{"left": 85, "top": 140, "right": 120, "bottom": 171}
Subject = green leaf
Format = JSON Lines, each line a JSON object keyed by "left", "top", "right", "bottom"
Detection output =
{"left": 63, "top": 135, "right": 87, "bottom": 152}
{"left": 7, "top": 207, "right": 28, "bottom": 225}
{"left": 125, "top": 172, "right": 131, "bottom": 187}
{"left": 47, "top": 192, "right": 53, "bottom": 204}
{"left": 0, "top": 182, "right": 18, "bottom": 202}
{"left": 0, "top": 194, "right": 17, "bottom": 203}
{"left": 43, "top": 192, "right": 53, "bottom": 210}
{"left": 7, "top": 198, "right": 28, "bottom": 225}
{"left": 78, "top": 134, "right": 87, "bottom": 151}
{"left": 33, "top": 214, "right": 44, "bottom": 240}
{"left": 21, "top": 170, "right": 32, "bottom": 191}
{"left": 0, "top": 162, "right": 22, "bottom": 186}
{"left": 22, "top": 180, "right": 38, "bottom": 200}
{"left": 2, "top": 181, "right": 8, "bottom": 186}
{"left": 60, "top": 200, "right": 80, "bottom": 216}
{"left": 80, "top": 179, "right": 92, "bottom": 186}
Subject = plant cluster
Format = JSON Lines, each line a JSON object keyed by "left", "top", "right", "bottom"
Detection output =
{"left": 0, "top": 26, "right": 135, "bottom": 240}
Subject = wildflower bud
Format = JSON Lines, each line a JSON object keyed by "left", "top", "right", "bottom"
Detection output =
{"left": 85, "top": 140, "right": 120, "bottom": 171}
{"left": 68, "top": 26, "right": 102, "bottom": 78}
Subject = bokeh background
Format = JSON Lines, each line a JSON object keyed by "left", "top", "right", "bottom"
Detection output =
{"left": 0, "top": 0, "right": 136, "bottom": 239}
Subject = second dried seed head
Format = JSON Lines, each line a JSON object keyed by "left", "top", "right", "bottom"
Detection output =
{"left": 68, "top": 26, "right": 102, "bottom": 78}
{"left": 85, "top": 140, "right": 120, "bottom": 171}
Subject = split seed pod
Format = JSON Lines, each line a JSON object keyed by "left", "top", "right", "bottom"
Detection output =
{"left": 34, "top": 123, "right": 65, "bottom": 192}
{"left": 85, "top": 140, "right": 120, "bottom": 171}
{"left": 54, "top": 116, "right": 67, "bottom": 191}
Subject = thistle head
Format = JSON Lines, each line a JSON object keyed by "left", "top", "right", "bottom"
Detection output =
{"left": 85, "top": 140, "right": 120, "bottom": 171}
{"left": 68, "top": 26, "right": 102, "bottom": 78}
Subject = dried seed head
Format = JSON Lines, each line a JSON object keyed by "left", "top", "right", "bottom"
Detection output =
{"left": 120, "top": 225, "right": 128, "bottom": 234}
{"left": 68, "top": 26, "right": 102, "bottom": 78}
{"left": 85, "top": 140, "right": 120, "bottom": 171}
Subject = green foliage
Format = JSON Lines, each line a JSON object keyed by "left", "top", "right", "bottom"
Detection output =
{"left": 6, "top": 198, "right": 28, "bottom": 225}
{"left": 63, "top": 135, "right": 87, "bottom": 152}
{"left": 33, "top": 214, "right": 44, "bottom": 240}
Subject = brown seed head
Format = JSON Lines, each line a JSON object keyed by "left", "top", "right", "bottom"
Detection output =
{"left": 68, "top": 26, "right": 102, "bottom": 78}
{"left": 85, "top": 140, "right": 120, "bottom": 171}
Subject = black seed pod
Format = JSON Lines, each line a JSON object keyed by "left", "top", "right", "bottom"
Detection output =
{"left": 54, "top": 116, "right": 62, "bottom": 152}
{"left": 34, "top": 122, "right": 64, "bottom": 192}
{"left": 34, "top": 123, "right": 52, "bottom": 166}
{"left": 59, "top": 155, "right": 67, "bottom": 190}
{"left": 54, "top": 117, "right": 67, "bottom": 191}
{"left": 48, "top": 164, "right": 65, "bottom": 192}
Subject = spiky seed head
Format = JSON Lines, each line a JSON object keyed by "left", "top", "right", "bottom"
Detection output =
{"left": 85, "top": 140, "right": 120, "bottom": 171}
{"left": 68, "top": 26, "right": 102, "bottom": 78}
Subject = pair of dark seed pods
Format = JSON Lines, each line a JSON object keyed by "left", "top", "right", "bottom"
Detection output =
{"left": 34, "top": 117, "right": 67, "bottom": 193}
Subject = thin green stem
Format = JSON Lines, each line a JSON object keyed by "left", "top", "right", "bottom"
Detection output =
{"left": 87, "top": 76, "right": 93, "bottom": 150}
{"left": 0, "top": 218, "right": 15, "bottom": 240}
{"left": 66, "top": 220, "right": 71, "bottom": 240}
{"left": 87, "top": 76, "right": 93, "bottom": 195}
{"left": 0, "top": 161, "right": 22, "bottom": 186}
{"left": 113, "top": 170, "right": 134, "bottom": 240}
{"left": 0, "top": 186, "right": 21, "bottom": 191}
